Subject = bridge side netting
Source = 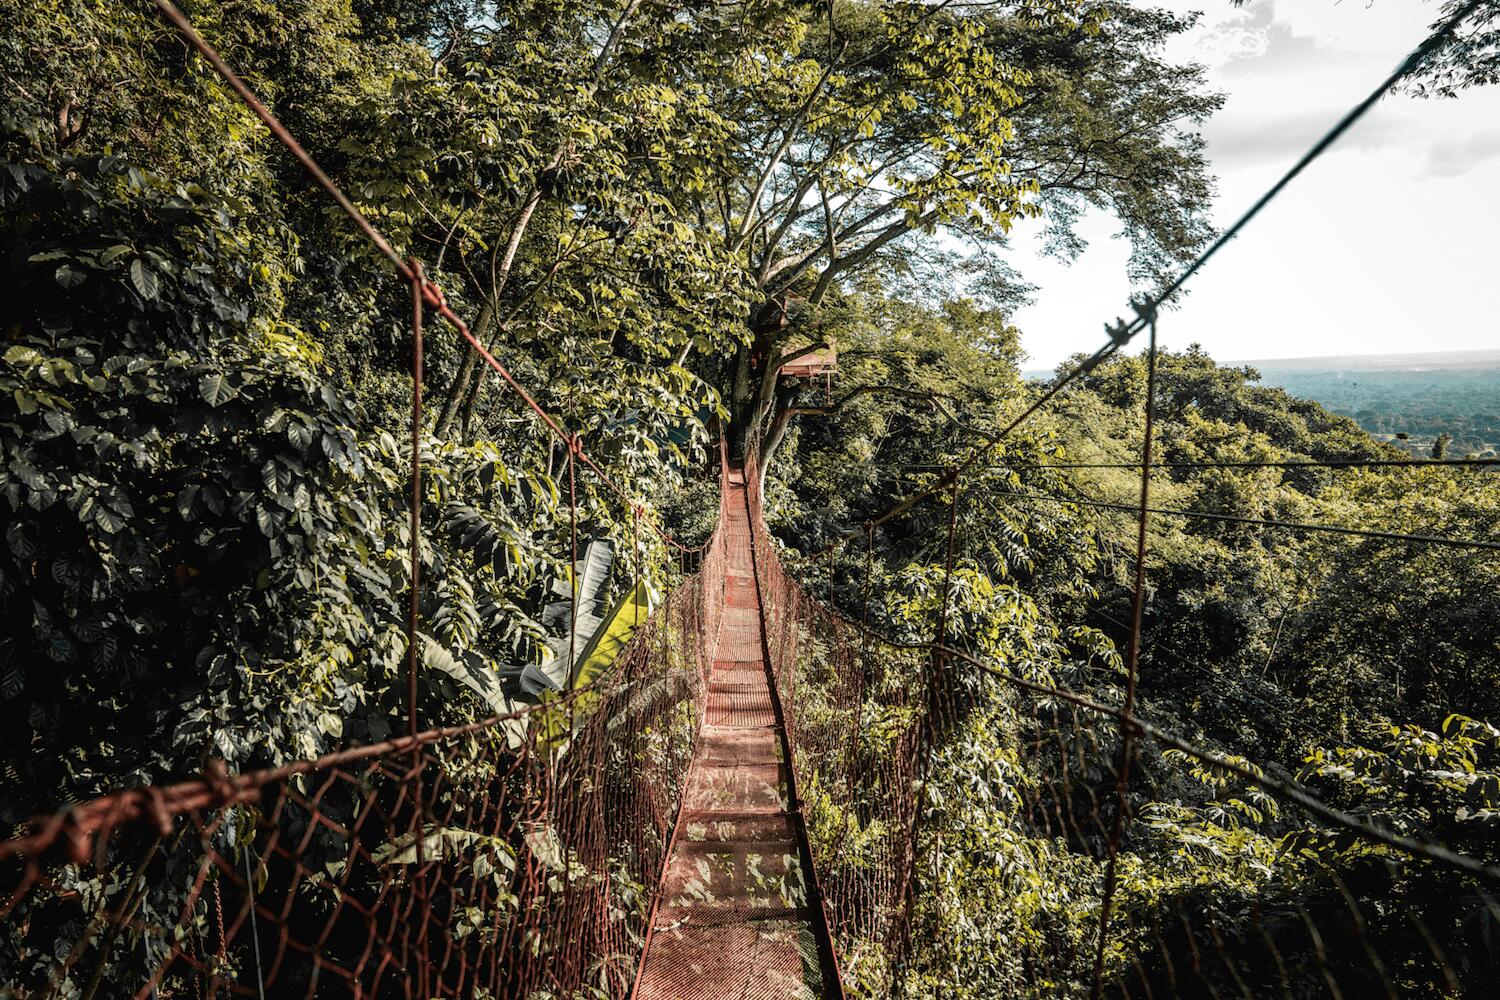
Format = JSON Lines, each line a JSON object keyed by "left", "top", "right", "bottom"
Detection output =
{"left": 0, "top": 471, "right": 731, "bottom": 999}
{"left": 742, "top": 448, "right": 931, "bottom": 993}
{"left": 742, "top": 444, "right": 1500, "bottom": 999}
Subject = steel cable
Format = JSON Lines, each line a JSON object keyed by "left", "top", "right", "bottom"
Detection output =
{"left": 810, "top": 0, "right": 1488, "bottom": 558}
{"left": 995, "top": 486, "right": 1500, "bottom": 553}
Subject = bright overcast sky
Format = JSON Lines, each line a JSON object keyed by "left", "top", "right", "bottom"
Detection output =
{"left": 1010, "top": 0, "right": 1500, "bottom": 370}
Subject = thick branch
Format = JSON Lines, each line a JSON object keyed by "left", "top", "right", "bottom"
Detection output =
{"left": 735, "top": 42, "right": 849, "bottom": 247}
{"left": 806, "top": 207, "right": 940, "bottom": 306}
{"left": 790, "top": 383, "right": 987, "bottom": 436}
{"left": 592, "top": 0, "right": 644, "bottom": 77}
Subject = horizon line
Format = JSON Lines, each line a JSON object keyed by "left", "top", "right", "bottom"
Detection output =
{"left": 1024, "top": 345, "right": 1500, "bottom": 373}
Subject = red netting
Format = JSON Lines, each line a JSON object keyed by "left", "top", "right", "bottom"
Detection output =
{"left": 8, "top": 449, "right": 1497, "bottom": 1000}
{"left": 739, "top": 443, "right": 1500, "bottom": 999}
{"left": 632, "top": 471, "right": 839, "bottom": 999}
{"left": 742, "top": 450, "right": 929, "bottom": 995}
{"left": 0, "top": 475, "right": 733, "bottom": 999}
{"left": 22, "top": 5, "right": 1487, "bottom": 997}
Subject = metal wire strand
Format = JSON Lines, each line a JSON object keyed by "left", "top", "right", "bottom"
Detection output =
{"left": 1030, "top": 457, "right": 1500, "bottom": 471}
{"left": 996, "top": 487, "right": 1500, "bottom": 553}
{"left": 1092, "top": 318, "right": 1158, "bottom": 999}
{"left": 810, "top": 0, "right": 1487, "bottom": 559}
{"left": 148, "top": 0, "right": 695, "bottom": 555}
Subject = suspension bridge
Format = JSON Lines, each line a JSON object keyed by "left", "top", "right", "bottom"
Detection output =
{"left": 3, "top": 1, "right": 1498, "bottom": 997}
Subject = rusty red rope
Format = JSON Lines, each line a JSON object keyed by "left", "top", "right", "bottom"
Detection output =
{"left": 1091, "top": 315, "right": 1157, "bottom": 998}
{"left": 149, "top": 0, "right": 695, "bottom": 554}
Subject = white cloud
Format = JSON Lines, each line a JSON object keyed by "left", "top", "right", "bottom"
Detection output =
{"left": 1204, "top": 108, "right": 1414, "bottom": 168}
{"left": 1212, "top": 0, "right": 1368, "bottom": 79}
{"left": 1009, "top": 0, "right": 1500, "bottom": 368}
{"left": 1425, "top": 130, "right": 1500, "bottom": 177}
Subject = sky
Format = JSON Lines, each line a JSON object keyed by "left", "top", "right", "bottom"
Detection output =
{"left": 1010, "top": 0, "right": 1500, "bottom": 370}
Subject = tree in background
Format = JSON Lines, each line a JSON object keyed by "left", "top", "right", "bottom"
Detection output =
{"left": 1406, "top": 0, "right": 1500, "bottom": 97}
{"left": 377, "top": 2, "right": 1220, "bottom": 476}
{"left": 693, "top": 3, "right": 1221, "bottom": 473}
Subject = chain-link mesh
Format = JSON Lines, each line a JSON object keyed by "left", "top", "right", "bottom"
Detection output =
{"left": 0, "top": 480, "right": 731, "bottom": 1000}
{"left": 742, "top": 450, "right": 929, "bottom": 996}
{"left": 633, "top": 467, "right": 837, "bottom": 1000}
{"left": 742, "top": 442, "right": 1500, "bottom": 999}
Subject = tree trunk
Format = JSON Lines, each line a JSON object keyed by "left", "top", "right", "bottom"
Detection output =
{"left": 724, "top": 299, "right": 824, "bottom": 477}
{"left": 754, "top": 383, "right": 801, "bottom": 490}
{"left": 434, "top": 298, "right": 496, "bottom": 439}
{"left": 729, "top": 342, "right": 755, "bottom": 462}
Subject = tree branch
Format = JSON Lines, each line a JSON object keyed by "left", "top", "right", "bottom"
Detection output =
{"left": 735, "top": 41, "right": 849, "bottom": 247}
{"left": 792, "top": 383, "right": 987, "bottom": 436}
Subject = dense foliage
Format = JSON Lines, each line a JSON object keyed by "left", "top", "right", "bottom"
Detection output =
{"left": 3, "top": 0, "right": 1496, "bottom": 996}
{"left": 767, "top": 328, "right": 1500, "bottom": 993}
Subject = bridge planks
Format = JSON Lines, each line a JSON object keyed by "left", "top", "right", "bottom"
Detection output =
{"left": 633, "top": 480, "right": 831, "bottom": 1000}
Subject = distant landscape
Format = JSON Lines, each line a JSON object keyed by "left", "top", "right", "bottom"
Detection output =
{"left": 1029, "top": 348, "right": 1500, "bottom": 458}
{"left": 1238, "top": 348, "right": 1500, "bottom": 458}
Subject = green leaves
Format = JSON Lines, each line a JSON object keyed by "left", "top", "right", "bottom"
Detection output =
{"left": 128, "top": 258, "right": 159, "bottom": 300}
{"left": 198, "top": 372, "right": 237, "bottom": 406}
{"left": 0, "top": 147, "right": 411, "bottom": 831}
{"left": 255, "top": 505, "right": 286, "bottom": 538}
{"left": 419, "top": 633, "right": 510, "bottom": 715}
{"left": 54, "top": 264, "right": 86, "bottom": 289}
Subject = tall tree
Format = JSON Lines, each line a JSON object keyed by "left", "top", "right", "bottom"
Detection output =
{"left": 688, "top": 3, "right": 1220, "bottom": 473}
{"left": 409, "top": 3, "right": 1220, "bottom": 479}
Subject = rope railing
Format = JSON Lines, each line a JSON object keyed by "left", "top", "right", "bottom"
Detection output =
{"left": 149, "top": 0, "right": 698, "bottom": 559}
{"left": 0, "top": 4, "right": 732, "bottom": 997}
{"left": 1029, "top": 457, "right": 1500, "bottom": 471}
{"left": 772, "top": 307, "right": 1499, "bottom": 996}
{"left": 759, "top": 454, "right": 1500, "bottom": 996}
{"left": 0, "top": 469, "right": 732, "bottom": 1000}
{"left": 990, "top": 485, "right": 1500, "bottom": 553}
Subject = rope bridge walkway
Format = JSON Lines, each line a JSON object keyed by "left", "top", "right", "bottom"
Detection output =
{"left": 633, "top": 469, "right": 839, "bottom": 999}
{"left": 4, "top": 1, "right": 1500, "bottom": 997}
{"left": 0, "top": 456, "right": 923, "bottom": 999}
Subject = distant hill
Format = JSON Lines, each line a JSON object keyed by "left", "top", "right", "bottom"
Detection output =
{"left": 1233, "top": 350, "right": 1499, "bottom": 458}
{"left": 1024, "top": 349, "right": 1500, "bottom": 457}
{"left": 1235, "top": 348, "right": 1500, "bottom": 372}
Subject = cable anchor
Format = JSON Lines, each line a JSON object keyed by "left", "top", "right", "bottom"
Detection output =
{"left": 1130, "top": 295, "right": 1158, "bottom": 325}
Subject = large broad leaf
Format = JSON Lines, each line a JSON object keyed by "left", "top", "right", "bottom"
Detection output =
{"left": 199, "top": 372, "right": 237, "bottom": 407}
{"left": 128, "top": 258, "right": 160, "bottom": 300}
{"left": 54, "top": 264, "right": 86, "bottom": 289}
{"left": 420, "top": 633, "right": 510, "bottom": 715}
{"left": 573, "top": 579, "right": 651, "bottom": 690}
{"left": 372, "top": 825, "right": 519, "bottom": 867}
{"left": 524, "top": 823, "right": 587, "bottom": 878}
